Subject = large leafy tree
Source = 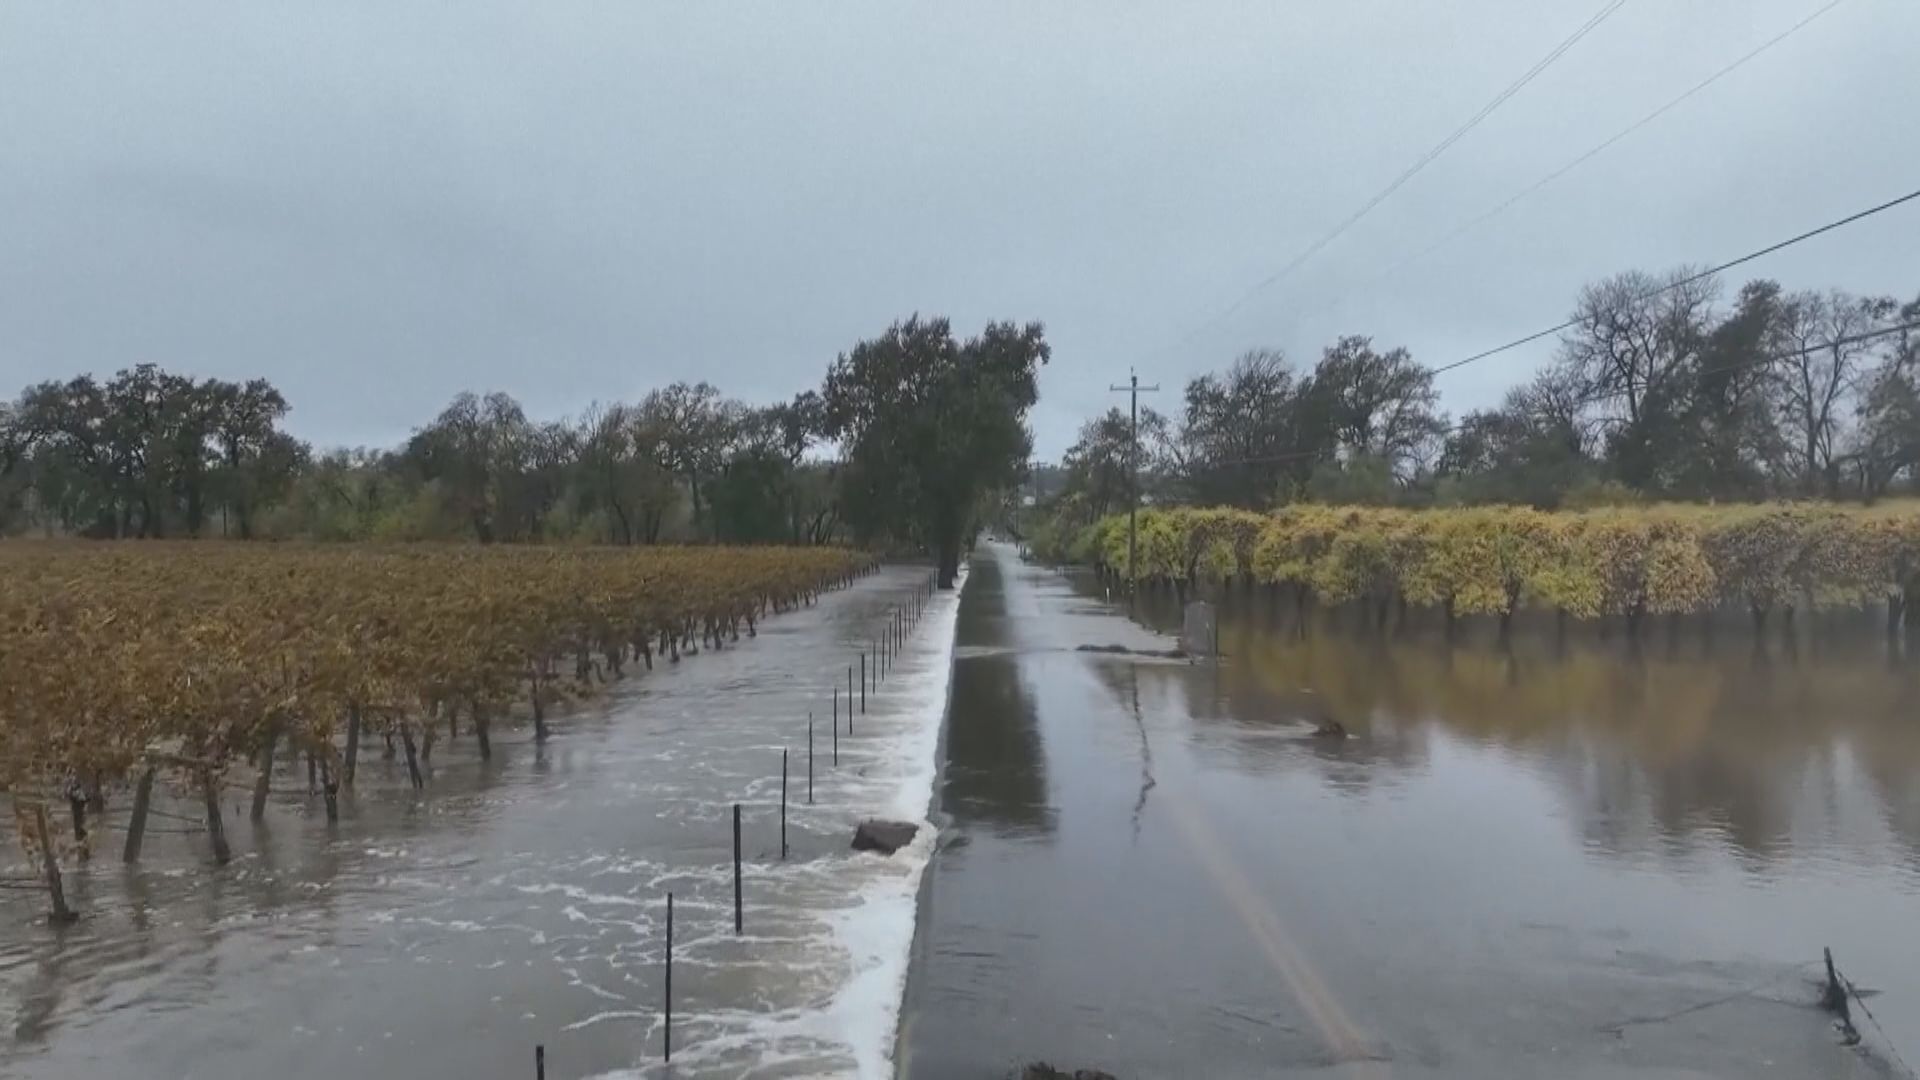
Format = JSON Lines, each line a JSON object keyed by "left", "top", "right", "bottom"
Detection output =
{"left": 711, "top": 393, "right": 829, "bottom": 544}
{"left": 1438, "top": 365, "right": 1595, "bottom": 507}
{"left": 1061, "top": 406, "right": 1166, "bottom": 520}
{"left": 823, "top": 316, "right": 1047, "bottom": 586}
{"left": 1309, "top": 335, "right": 1446, "bottom": 476}
{"left": 1174, "top": 349, "right": 1318, "bottom": 508}
{"left": 4, "top": 365, "right": 305, "bottom": 538}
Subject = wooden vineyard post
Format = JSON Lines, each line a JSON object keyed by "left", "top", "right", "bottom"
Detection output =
{"left": 807, "top": 717, "right": 814, "bottom": 805}
{"left": 34, "top": 805, "right": 77, "bottom": 925}
{"left": 780, "top": 749, "right": 789, "bottom": 860}
{"left": 202, "top": 770, "right": 232, "bottom": 865}
{"left": 860, "top": 653, "right": 866, "bottom": 713}
{"left": 732, "top": 803, "right": 743, "bottom": 934}
{"left": 124, "top": 766, "right": 156, "bottom": 864}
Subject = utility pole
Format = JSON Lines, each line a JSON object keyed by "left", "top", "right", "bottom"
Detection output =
{"left": 1110, "top": 370, "right": 1159, "bottom": 593}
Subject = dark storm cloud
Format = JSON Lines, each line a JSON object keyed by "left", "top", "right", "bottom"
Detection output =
{"left": 3, "top": 1, "right": 1914, "bottom": 457}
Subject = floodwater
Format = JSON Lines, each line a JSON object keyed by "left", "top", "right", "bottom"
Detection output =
{"left": 900, "top": 544, "right": 1920, "bottom": 1078}
{"left": 0, "top": 564, "right": 962, "bottom": 1080}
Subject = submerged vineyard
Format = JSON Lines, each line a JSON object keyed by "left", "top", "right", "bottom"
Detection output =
{"left": 1035, "top": 502, "right": 1920, "bottom": 635}
{"left": 0, "top": 542, "right": 868, "bottom": 920}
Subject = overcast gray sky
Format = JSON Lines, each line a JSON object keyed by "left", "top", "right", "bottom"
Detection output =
{"left": 3, "top": 1, "right": 1915, "bottom": 459}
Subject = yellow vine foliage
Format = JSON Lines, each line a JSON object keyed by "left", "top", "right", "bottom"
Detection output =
{"left": 1065, "top": 500, "right": 1920, "bottom": 621}
{"left": 0, "top": 543, "right": 866, "bottom": 813}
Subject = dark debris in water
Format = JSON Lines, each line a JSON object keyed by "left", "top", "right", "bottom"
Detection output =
{"left": 1019, "top": 1064, "right": 1117, "bottom": 1080}
{"left": 1074, "top": 643, "right": 1187, "bottom": 660}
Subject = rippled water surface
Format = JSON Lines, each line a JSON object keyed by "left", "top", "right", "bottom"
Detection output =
{"left": 1, "top": 565, "right": 960, "bottom": 1080}
{"left": 901, "top": 545, "right": 1920, "bottom": 1078}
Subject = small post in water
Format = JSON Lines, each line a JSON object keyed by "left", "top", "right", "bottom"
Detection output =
{"left": 535, "top": 1045, "right": 545, "bottom": 1080}
{"left": 732, "top": 803, "right": 743, "bottom": 934}
{"left": 780, "top": 748, "right": 789, "bottom": 860}
{"left": 807, "top": 715, "right": 814, "bottom": 804}
{"left": 1822, "top": 946, "right": 1861, "bottom": 1045}
{"left": 860, "top": 653, "right": 866, "bottom": 711}
{"left": 664, "top": 891, "right": 674, "bottom": 1063}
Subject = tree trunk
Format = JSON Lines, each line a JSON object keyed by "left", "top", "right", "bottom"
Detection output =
{"left": 67, "top": 792, "right": 88, "bottom": 849}
{"left": 401, "top": 727, "right": 425, "bottom": 789}
{"left": 473, "top": 698, "right": 492, "bottom": 761}
{"left": 531, "top": 677, "right": 550, "bottom": 743}
{"left": 124, "top": 766, "right": 156, "bottom": 864}
{"left": 252, "top": 721, "right": 281, "bottom": 821}
{"left": 343, "top": 704, "right": 362, "bottom": 787}
{"left": 320, "top": 759, "right": 339, "bottom": 824}
{"left": 202, "top": 772, "right": 232, "bottom": 865}
{"left": 35, "top": 806, "right": 77, "bottom": 925}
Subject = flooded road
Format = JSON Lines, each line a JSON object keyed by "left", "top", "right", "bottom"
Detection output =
{"left": 1, "top": 565, "right": 961, "bottom": 1080}
{"left": 901, "top": 544, "right": 1920, "bottom": 1078}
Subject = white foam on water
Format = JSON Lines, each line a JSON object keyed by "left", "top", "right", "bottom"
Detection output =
{"left": 585, "top": 565, "right": 968, "bottom": 1080}
{"left": 822, "top": 563, "right": 966, "bottom": 1078}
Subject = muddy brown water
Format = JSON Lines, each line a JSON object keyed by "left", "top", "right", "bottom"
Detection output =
{"left": 1, "top": 565, "right": 960, "bottom": 1080}
{"left": 7, "top": 547, "right": 1919, "bottom": 1079}
{"left": 899, "top": 544, "right": 1920, "bottom": 1079}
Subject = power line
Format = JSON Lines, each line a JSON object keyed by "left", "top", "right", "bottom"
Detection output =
{"left": 1428, "top": 186, "right": 1920, "bottom": 377}
{"left": 1202, "top": 318, "right": 1920, "bottom": 467}
{"left": 1344, "top": 0, "right": 1852, "bottom": 303}
{"left": 1167, "top": 0, "right": 1630, "bottom": 350}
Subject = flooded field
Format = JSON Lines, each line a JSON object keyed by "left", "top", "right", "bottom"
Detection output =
{"left": 0, "top": 565, "right": 961, "bottom": 1080}
{"left": 902, "top": 544, "right": 1920, "bottom": 1078}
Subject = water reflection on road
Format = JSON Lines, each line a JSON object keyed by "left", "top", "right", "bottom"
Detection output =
{"left": 903, "top": 544, "right": 1918, "bottom": 1078}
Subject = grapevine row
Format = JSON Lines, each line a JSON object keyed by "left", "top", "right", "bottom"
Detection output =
{"left": 1036, "top": 503, "right": 1920, "bottom": 632}
{"left": 1, "top": 542, "right": 869, "bottom": 905}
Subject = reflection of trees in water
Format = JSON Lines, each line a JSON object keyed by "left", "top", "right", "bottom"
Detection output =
{"left": 1190, "top": 617, "right": 1920, "bottom": 865}
{"left": 943, "top": 558, "right": 1054, "bottom": 836}
{"left": 1099, "top": 631, "right": 1431, "bottom": 796}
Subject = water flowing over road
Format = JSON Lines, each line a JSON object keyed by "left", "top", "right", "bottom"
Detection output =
{"left": 901, "top": 543, "right": 1919, "bottom": 1078}
{"left": 1, "top": 564, "right": 961, "bottom": 1080}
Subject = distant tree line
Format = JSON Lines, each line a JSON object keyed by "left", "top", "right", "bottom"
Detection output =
{"left": 0, "top": 316, "right": 1047, "bottom": 569}
{"left": 1042, "top": 270, "right": 1919, "bottom": 536}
